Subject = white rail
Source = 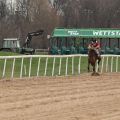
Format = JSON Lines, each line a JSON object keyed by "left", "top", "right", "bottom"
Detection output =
{"left": 0, "top": 54, "right": 120, "bottom": 79}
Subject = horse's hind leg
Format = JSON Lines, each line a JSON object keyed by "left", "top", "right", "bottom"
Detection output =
{"left": 97, "top": 57, "right": 101, "bottom": 72}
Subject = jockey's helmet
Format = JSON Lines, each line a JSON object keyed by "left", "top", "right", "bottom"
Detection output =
{"left": 92, "top": 39, "right": 96, "bottom": 43}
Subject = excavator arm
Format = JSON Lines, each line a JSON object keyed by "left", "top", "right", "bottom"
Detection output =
{"left": 24, "top": 29, "right": 44, "bottom": 48}
{"left": 21, "top": 29, "right": 44, "bottom": 54}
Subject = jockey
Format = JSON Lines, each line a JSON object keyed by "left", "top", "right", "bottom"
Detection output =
{"left": 88, "top": 39, "right": 101, "bottom": 57}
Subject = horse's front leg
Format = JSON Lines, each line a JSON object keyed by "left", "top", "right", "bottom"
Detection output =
{"left": 93, "top": 64, "right": 96, "bottom": 73}
{"left": 88, "top": 60, "right": 90, "bottom": 72}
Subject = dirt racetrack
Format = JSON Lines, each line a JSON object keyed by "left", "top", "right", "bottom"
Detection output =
{"left": 0, "top": 73, "right": 120, "bottom": 120}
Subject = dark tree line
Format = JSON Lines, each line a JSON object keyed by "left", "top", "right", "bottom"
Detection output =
{"left": 0, "top": 0, "right": 59, "bottom": 48}
{"left": 54, "top": 0, "right": 120, "bottom": 28}
{"left": 0, "top": 0, "right": 120, "bottom": 48}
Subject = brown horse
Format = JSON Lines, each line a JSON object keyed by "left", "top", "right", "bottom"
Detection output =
{"left": 88, "top": 48, "right": 101, "bottom": 74}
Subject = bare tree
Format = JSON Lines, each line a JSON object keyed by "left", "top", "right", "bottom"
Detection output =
{"left": 0, "top": 0, "right": 59, "bottom": 49}
{"left": 1, "top": 0, "right": 120, "bottom": 49}
{"left": 14, "top": 0, "right": 59, "bottom": 48}
{"left": 0, "top": 0, "right": 8, "bottom": 47}
{"left": 53, "top": 0, "right": 120, "bottom": 28}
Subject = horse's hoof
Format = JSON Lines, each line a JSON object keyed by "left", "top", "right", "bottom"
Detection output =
{"left": 91, "top": 73, "right": 95, "bottom": 76}
{"left": 91, "top": 72, "right": 100, "bottom": 76}
{"left": 95, "top": 72, "right": 100, "bottom": 76}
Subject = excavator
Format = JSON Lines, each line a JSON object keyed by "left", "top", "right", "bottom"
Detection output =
{"left": 0, "top": 29, "right": 44, "bottom": 54}
{"left": 20, "top": 29, "right": 44, "bottom": 54}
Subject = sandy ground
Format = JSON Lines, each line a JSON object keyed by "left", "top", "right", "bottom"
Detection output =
{"left": 0, "top": 73, "right": 120, "bottom": 120}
